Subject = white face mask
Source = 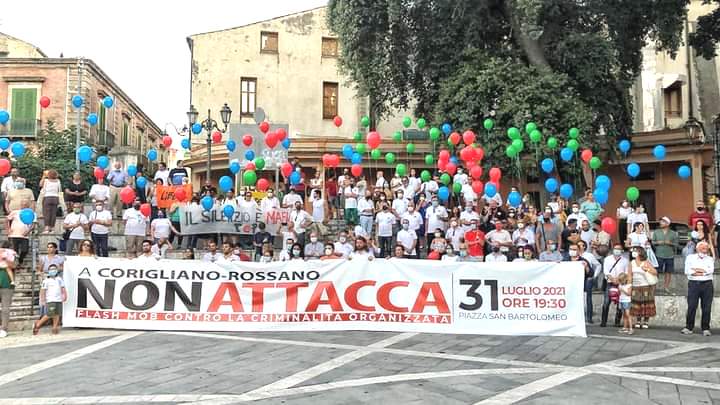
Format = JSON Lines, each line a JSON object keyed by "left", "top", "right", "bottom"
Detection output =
{"left": 518, "top": 223, "right": 525, "bottom": 229}
{"left": 568, "top": 250, "right": 578, "bottom": 257}
{"left": 572, "top": 207, "right": 579, "bottom": 213}
{"left": 339, "top": 236, "right": 346, "bottom": 243}
{"left": 310, "top": 237, "right": 318, "bottom": 243}
{"left": 613, "top": 249, "right": 623, "bottom": 257}
{"left": 95, "top": 206, "right": 103, "bottom": 211}
{"left": 631, "top": 251, "right": 638, "bottom": 258}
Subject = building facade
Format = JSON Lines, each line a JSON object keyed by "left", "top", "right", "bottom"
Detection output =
{"left": 0, "top": 33, "right": 165, "bottom": 171}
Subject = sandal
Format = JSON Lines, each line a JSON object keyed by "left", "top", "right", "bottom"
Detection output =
{"left": 634, "top": 323, "right": 641, "bottom": 329}
{"left": 627, "top": 329, "right": 634, "bottom": 335}
{"left": 32, "top": 322, "right": 39, "bottom": 335}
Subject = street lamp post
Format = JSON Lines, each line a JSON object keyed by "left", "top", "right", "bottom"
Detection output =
{"left": 187, "top": 104, "right": 232, "bottom": 183}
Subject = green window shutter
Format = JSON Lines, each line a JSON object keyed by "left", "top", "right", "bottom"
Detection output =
{"left": 10, "top": 88, "right": 37, "bottom": 136}
{"left": 98, "top": 105, "right": 107, "bottom": 144}
{"left": 122, "top": 122, "right": 129, "bottom": 146}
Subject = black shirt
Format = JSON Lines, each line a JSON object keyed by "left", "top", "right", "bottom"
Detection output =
{"left": 65, "top": 181, "right": 87, "bottom": 203}
{"left": 168, "top": 168, "right": 188, "bottom": 186}
{"left": 253, "top": 231, "right": 271, "bottom": 256}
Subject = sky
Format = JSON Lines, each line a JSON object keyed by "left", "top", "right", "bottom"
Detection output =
{"left": 0, "top": 0, "right": 327, "bottom": 134}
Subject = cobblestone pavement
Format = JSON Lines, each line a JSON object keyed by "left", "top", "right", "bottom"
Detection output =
{"left": 1, "top": 326, "right": 719, "bottom": 404}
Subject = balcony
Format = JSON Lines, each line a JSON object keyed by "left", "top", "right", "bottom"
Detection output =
{"left": 0, "top": 119, "right": 40, "bottom": 137}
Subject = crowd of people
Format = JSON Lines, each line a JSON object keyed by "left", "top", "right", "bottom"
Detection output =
{"left": 0, "top": 158, "right": 715, "bottom": 338}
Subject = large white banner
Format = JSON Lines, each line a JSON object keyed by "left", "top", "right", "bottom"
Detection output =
{"left": 62, "top": 257, "right": 586, "bottom": 337}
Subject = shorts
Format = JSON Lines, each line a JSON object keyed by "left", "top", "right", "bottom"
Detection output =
{"left": 656, "top": 257, "right": 674, "bottom": 273}
{"left": 126, "top": 235, "right": 144, "bottom": 254}
{"left": 47, "top": 302, "right": 62, "bottom": 317}
{"left": 619, "top": 301, "right": 631, "bottom": 311}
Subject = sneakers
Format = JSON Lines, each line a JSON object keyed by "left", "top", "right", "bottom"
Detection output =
{"left": 703, "top": 330, "right": 712, "bottom": 337}
{"left": 680, "top": 328, "right": 693, "bottom": 335}
{"left": 0, "top": 329, "right": 7, "bottom": 338}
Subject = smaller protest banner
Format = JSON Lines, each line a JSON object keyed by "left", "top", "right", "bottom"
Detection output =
{"left": 156, "top": 184, "right": 193, "bottom": 209}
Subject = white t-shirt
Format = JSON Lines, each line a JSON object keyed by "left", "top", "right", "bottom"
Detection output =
{"left": 375, "top": 177, "right": 389, "bottom": 189}
{"left": 312, "top": 198, "right": 325, "bottom": 222}
{"left": 461, "top": 184, "right": 477, "bottom": 204}
{"left": 376, "top": 211, "right": 396, "bottom": 237}
{"left": 151, "top": 218, "right": 172, "bottom": 238}
{"left": 357, "top": 198, "right": 374, "bottom": 216}
{"left": 603, "top": 255, "right": 628, "bottom": 278}
{"left": 403, "top": 185, "right": 416, "bottom": 201}
{"left": 282, "top": 193, "right": 302, "bottom": 208}
{"left": 89, "top": 210, "right": 113, "bottom": 234}
{"left": 482, "top": 193, "right": 503, "bottom": 206}
{"left": 43, "top": 179, "right": 61, "bottom": 197}
{"left": 423, "top": 180, "right": 439, "bottom": 199}
{"left": 445, "top": 226, "right": 463, "bottom": 251}
{"left": 392, "top": 198, "right": 408, "bottom": 217}
{"left": 401, "top": 211, "right": 423, "bottom": 231}
{"left": 616, "top": 206, "right": 633, "bottom": 220}
{"left": 63, "top": 212, "right": 88, "bottom": 240}
{"left": 202, "top": 252, "right": 223, "bottom": 262}
{"left": 260, "top": 196, "right": 280, "bottom": 213}
{"left": 42, "top": 277, "right": 65, "bottom": 303}
{"left": 460, "top": 210, "right": 480, "bottom": 234}
{"left": 1, "top": 176, "right": 16, "bottom": 194}
{"left": 512, "top": 228, "right": 536, "bottom": 247}
{"left": 123, "top": 208, "right": 147, "bottom": 236}
{"left": 627, "top": 212, "right": 648, "bottom": 231}
{"left": 334, "top": 241, "right": 354, "bottom": 258}
{"left": 485, "top": 253, "right": 508, "bottom": 263}
{"left": 89, "top": 184, "right": 110, "bottom": 202}
{"left": 408, "top": 176, "right": 421, "bottom": 194}
{"left": 442, "top": 255, "right": 459, "bottom": 262}
{"left": 154, "top": 169, "right": 170, "bottom": 185}
{"left": 628, "top": 232, "right": 649, "bottom": 247}
{"left": 396, "top": 229, "right": 417, "bottom": 255}
{"left": 151, "top": 244, "right": 171, "bottom": 258}
{"left": 425, "top": 205, "right": 448, "bottom": 233}
{"left": 486, "top": 230, "right": 512, "bottom": 245}
{"left": 290, "top": 210, "right": 312, "bottom": 234}
{"left": 343, "top": 187, "right": 358, "bottom": 208}
{"left": 453, "top": 173, "right": 468, "bottom": 185}
{"left": 566, "top": 212, "right": 589, "bottom": 227}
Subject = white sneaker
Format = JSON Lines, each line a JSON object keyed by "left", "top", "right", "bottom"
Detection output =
{"left": 0, "top": 329, "right": 7, "bottom": 338}
{"left": 703, "top": 330, "right": 712, "bottom": 337}
{"left": 680, "top": 328, "right": 693, "bottom": 335}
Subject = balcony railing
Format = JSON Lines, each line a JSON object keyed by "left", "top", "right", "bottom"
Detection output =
{"left": 97, "top": 129, "right": 116, "bottom": 149}
{"left": 1, "top": 119, "right": 40, "bottom": 137}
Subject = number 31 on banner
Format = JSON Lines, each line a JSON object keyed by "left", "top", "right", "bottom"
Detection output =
{"left": 459, "top": 279, "right": 498, "bottom": 311}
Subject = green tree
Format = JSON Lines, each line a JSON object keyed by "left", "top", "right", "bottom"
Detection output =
{"left": 690, "top": 1, "right": 720, "bottom": 59}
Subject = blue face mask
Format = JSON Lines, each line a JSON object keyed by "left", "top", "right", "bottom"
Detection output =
{"left": 48, "top": 269, "right": 58, "bottom": 278}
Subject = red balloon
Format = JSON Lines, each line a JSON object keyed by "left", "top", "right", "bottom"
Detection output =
{"left": 446, "top": 162, "right": 457, "bottom": 175}
{"left": 367, "top": 131, "right": 381, "bottom": 149}
{"left": 471, "top": 180, "right": 484, "bottom": 194}
{"left": 449, "top": 132, "right": 461, "bottom": 146}
{"left": 438, "top": 150, "right": 450, "bottom": 162}
{"left": 474, "top": 147, "right": 485, "bottom": 161}
{"left": 39, "top": 96, "right": 51, "bottom": 109}
{"left": 333, "top": 116, "right": 343, "bottom": 128}
{"left": 581, "top": 149, "right": 593, "bottom": 163}
{"left": 470, "top": 165, "right": 483, "bottom": 180}
{"left": 174, "top": 187, "right": 187, "bottom": 202}
{"left": 242, "top": 134, "right": 253, "bottom": 146}
{"left": 212, "top": 131, "right": 222, "bottom": 144}
{"left": 462, "top": 130, "right": 476, "bottom": 145}
{"left": 281, "top": 162, "right": 293, "bottom": 177}
{"left": 257, "top": 178, "right": 270, "bottom": 191}
{"left": 351, "top": 164, "right": 362, "bottom": 177}
{"left": 330, "top": 154, "right": 340, "bottom": 167}
{"left": 259, "top": 121, "right": 270, "bottom": 133}
{"left": 489, "top": 167, "right": 502, "bottom": 182}
{"left": 162, "top": 135, "right": 173, "bottom": 148}
{"left": 0, "top": 158, "right": 11, "bottom": 176}
{"left": 93, "top": 167, "right": 104, "bottom": 180}
{"left": 265, "top": 132, "right": 278, "bottom": 148}
{"left": 437, "top": 159, "right": 448, "bottom": 171}
{"left": 276, "top": 128, "right": 287, "bottom": 140}
{"left": 140, "top": 203, "right": 151, "bottom": 217}
{"left": 245, "top": 162, "right": 256, "bottom": 170}
{"left": 119, "top": 186, "right": 136, "bottom": 205}
{"left": 460, "top": 146, "right": 475, "bottom": 162}
{"left": 601, "top": 217, "right": 617, "bottom": 235}
{"left": 322, "top": 154, "right": 330, "bottom": 167}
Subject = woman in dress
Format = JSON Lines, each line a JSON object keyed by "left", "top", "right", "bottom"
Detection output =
{"left": 39, "top": 242, "right": 65, "bottom": 275}
{"left": 40, "top": 170, "right": 62, "bottom": 233}
{"left": 692, "top": 220, "right": 716, "bottom": 257}
{"left": 626, "top": 222, "right": 658, "bottom": 266}
{"left": 630, "top": 246, "right": 658, "bottom": 329}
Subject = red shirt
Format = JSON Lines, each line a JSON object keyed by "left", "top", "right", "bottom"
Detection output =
{"left": 464, "top": 230, "right": 485, "bottom": 257}
{"left": 689, "top": 211, "right": 713, "bottom": 228}
{"left": 326, "top": 179, "right": 338, "bottom": 197}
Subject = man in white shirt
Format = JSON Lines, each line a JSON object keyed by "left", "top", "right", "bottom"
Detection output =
{"left": 445, "top": 219, "right": 463, "bottom": 251}
{"left": 396, "top": 218, "right": 417, "bottom": 258}
{"left": 407, "top": 169, "right": 421, "bottom": 200}
{"left": 392, "top": 191, "right": 408, "bottom": 218}
{"left": 333, "top": 230, "right": 354, "bottom": 258}
{"left": 566, "top": 202, "right": 589, "bottom": 227}
{"left": 202, "top": 240, "right": 223, "bottom": 262}
{"left": 485, "top": 247, "right": 508, "bottom": 262}
{"left": 460, "top": 204, "right": 479, "bottom": 234}
{"left": 238, "top": 191, "right": 258, "bottom": 225}
{"left": 63, "top": 202, "right": 88, "bottom": 254}
{"left": 579, "top": 219, "right": 596, "bottom": 248}
{"left": 601, "top": 244, "right": 628, "bottom": 327}
{"left": 357, "top": 193, "right": 374, "bottom": 236}
{"left": 219, "top": 241, "right": 240, "bottom": 262}
{"left": 461, "top": 183, "right": 477, "bottom": 206}
{"left": 375, "top": 204, "right": 396, "bottom": 257}
{"left": 88, "top": 178, "right": 111, "bottom": 205}
{"left": 400, "top": 177, "right": 415, "bottom": 201}
{"left": 290, "top": 201, "right": 313, "bottom": 246}
{"left": 136, "top": 240, "right": 161, "bottom": 261}
{"left": 374, "top": 171, "right": 388, "bottom": 190}
{"left": 422, "top": 175, "right": 439, "bottom": 200}
{"left": 682, "top": 241, "right": 715, "bottom": 336}
{"left": 1, "top": 168, "right": 19, "bottom": 214}
{"left": 282, "top": 189, "right": 302, "bottom": 208}
{"left": 485, "top": 221, "right": 513, "bottom": 254}
{"left": 123, "top": 199, "right": 148, "bottom": 258}
{"left": 453, "top": 168, "right": 468, "bottom": 185}
{"left": 89, "top": 202, "right": 113, "bottom": 257}
{"left": 260, "top": 189, "right": 280, "bottom": 214}
{"left": 153, "top": 162, "right": 170, "bottom": 186}
{"left": 481, "top": 190, "right": 503, "bottom": 206}
{"left": 342, "top": 179, "right": 359, "bottom": 226}
{"left": 424, "top": 196, "right": 448, "bottom": 249}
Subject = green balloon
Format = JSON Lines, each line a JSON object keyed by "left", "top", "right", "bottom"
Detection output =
{"left": 505, "top": 145, "right": 518, "bottom": 158}
{"left": 402, "top": 117, "right": 412, "bottom": 128}
{"left": 417, "top": 118, "right": 426, "bottom": 129}
{"left": 254, "top": 158, "right": 265, "bottom": 170}
{"left": 353, "top": 131, "right": 363, "bottom": 142}
{"left": 396, "top": 163, "right": 407, "bottom": 177}
{"left": 371, "top": 148, "right": 381, "bottom": 160}
{"left": 406, "top": 143, "right": 416, "bottom": 154}
{"left": 424, "top": 154, "right": 434, "bottom": 165}
{"left": 589, "top": 156, "right": 602, "bottom": 170}
{"left": 447, "top": 138, "right": 455, "bottom": 148}
{"left": 361, "top": 116, "right": 370, "bottom": 128}
{"left": 356, "top": 143, "right": 367, "bottom": 154}
{"left": 626, "top": 186, "right": 639, "bottom": 202}
{"left": 525, "top": 122, "right": 537, "bottom": 134}
{"left": 429, "top": 127, "right": 441, "bottom": 141}
{"left": 393, "top": 131, "right": 403, "bottom": 142}
{"left": 440, "top": 173, "right": 451, "bottom": 185}
{"left": 420, "top": 170, "right": 431, "bottom": 182}
{"left": 547, "top": 137, "right": 559, "bottom": 150}
{"left": 529, "top": 129, "right": 542, "bottom": 143}
{"left": 507, "top": 127, "right": 521, "bottom": 140}
{"left": 243, "top": 170, "right": 257, "bottom": 186}
{"left": 567, "top": 139, "right": 579, "bottom": 151}
{"left": 483, "top": 118, "right": 494, "bottom": 131}
{"left": 385, "top": 152, "right": 396, "bottom": 164}
{"left": 452, "top": 182, "right": 462, "bottom": 194}
{"left": 569, "top": 127, "right": 580, "bottom": 139}
{"left": 512, "top": 138, "right": 524, "bottom": 152}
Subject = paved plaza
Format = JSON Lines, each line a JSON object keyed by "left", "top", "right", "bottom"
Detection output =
{"left": 1, "top": 327, "right": 719, "bottom": 404}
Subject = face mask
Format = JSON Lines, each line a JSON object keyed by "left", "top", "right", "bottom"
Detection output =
{"left": 408, "top": 207, "right": 415, "bottom": 213}
{"left": 325, "top": 248, "right": 333, "bottom": 255}
{"left": 432, "top": 201, "right": 439, "bottom": 207}
{"left": 434, "top": 233, "right": 442, "bottom": 238}
{"left": 339, "top": 236, "right": 346, "bottom": 243}
{"left": 518, "top": 223, "right": 525, "bottom": 229}
{"left": 73, "top": 208, "right": 81, "bottom": 214}
{"left": 524, "top": 254, "right": 532, "bottom": 259}
{"left": 572, "top": 208, "right": 579, "bottom": 213}
{"left": 638, "top": 208, "right": 645, "bottom": 213}
{"left": 548, "top": 245, "right": 557, "bottom": 252}
{"left": 380, "top": 196, "right": 386, "bottom": 200}
{"left": 568, "top": 250, "right": 578, "bottom": 257}
{"left": 158, "top": 213, "right": 165, "bottom": 218}
{"left": 459, "top": 250, "right": 467, "bottom": 257}
{"left": 402, "top": 223, "right": 409, "bottom": 230}
{"left": 292, "top": 249, "right": 301, "bottom": 256}
{"left": 15, "top": 182, "right": 24, "bottom": 189}
{"left": 631, "top": 251, "right": 638, "bottom": 258}
{"left": 310, "top": 237, "right": 318, "bottom": 243}
{"left": 466, "top": 207, "right": 472, "bottom": 212}
{"left": 268, "top": 193, "right": 274, "bottom": 197}
{"left": 48, "top": 269, "right": 58, "bottom": 278}
{"left": 445, "top": 249, "right": 453, "bottom": 255}
{"left": 95, "top": 206, "right": 103, "bottom": 211}
{"left": 398, "top": 194, "right": 404, "bottom": 198}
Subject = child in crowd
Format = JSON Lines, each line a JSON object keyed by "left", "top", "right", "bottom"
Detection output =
{"left": 33, "top": 264, "right": 67, "bottom": 335}
{"left": 618, "top": 272, "right": 633, "bottom": 335}
{"left": 260, "top": 248, "right": 274, "bottom": 263}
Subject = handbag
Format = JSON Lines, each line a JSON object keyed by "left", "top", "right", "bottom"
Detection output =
{"left": 644, "top": 269, "right": 659, "bottom": 286}
{"left": 608, "top": 285, "right": 620, "bottom": 303}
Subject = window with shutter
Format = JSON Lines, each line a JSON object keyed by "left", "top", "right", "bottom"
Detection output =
{"left": 98, "top": 104, "right": 107, "bottom": 144}
{"left": 122, "top": 119, "right": 130, "bottom": 146}
{"left": 322, "top": 82, "right": 338, "bottom": 119}
{"left": 241, "top": 77, "right": 257, "bottom": 116}
{"left": 261, "top": 32, "right": 278, "bottom": 53}
{"left": 322, "top": 37, "right": 338, "bottom": 57}
{"left": 10, "top": 88, "right": 37, "bottom": 136}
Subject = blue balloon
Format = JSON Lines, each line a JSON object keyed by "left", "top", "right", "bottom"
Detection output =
{"left": 71, "top": 95, "right": 84, "bottom": 108}
{"left": 136, "top": 176, "right": 147, "bottom": 189}
{"left": 593, "top": 188, "right": 608, "bottom": 205}
{"left": 540, "top": 158, "right": 554, "bottom": 174}
{"left": 127, "top": 165, "right": 137, "bottom": 177}
{"left": 87, "top": 113, "right": 98, "bottom": 126}
{"left": 678, "top": 165, "right": 691, "bottom": 179}
{"left": 351, "top": 152, "right": 362, "bottom": 164}
{"left": 560, "top": 147, "right": 573, "bottom": 162}
{"left": 653, "top": 145, "right": 666, "bottom": 160}
{"left": 450, "top": 156, "right": 459, "bottom": 165}
{"left": 97, "top": 155, "right": 109, "bottom": 169}
{"left": 0, "top": 138, "right": 9, "bottom": 150}
{"left": 559, "top": 183, "right": 574, "bottom": 199}
{"left": 226, "top": 140, "right": 237, "bottom": 152}
{"left": 192, "top": 123, "right": 202, "bottom": 134}
{"left": 245, "top": 150, "right": 255, "bottom": 161}
{"left": 282, "top": 138, "right": 291, "bottom": 149}
{"left": 290, "top": 171, "right": 301, "bottom": 185}
{"left": 0, "top": 110, "right": 9, "bottom": 125}
{"left": 229, "top": 161, "right": 241, "bottom": 174}
{"left": 77, "top": 145, "right": 92, "bottom": 163}
{"left": 484, "top": 183, "right": 497, "bottom": 198}
{"left": 19, "top": 208, "right": 35, "bottom": 225}
{"left": 342, "top": 144, "right": 353, "bottom": 159}
{"left": 595, "top": 175, "right": 611, "bottom": 191}
{"left": 10, "top": 142, "right": 25, "bottom": 158}
{"left": 441, "top": 123, "right": 452, "bottom": 135}
{"left": 618, "top": 139, "right": 631, "bottom": 154}
{"left": 438, "top": 186, "right": 450, "bottom": 201}
{"left": 627, "top": 162, "right": 640, "bottom": 178}
{"left": 508, "top": 191, "right": 522, "bottom": 207}
{"left": 181, "top": 138, "right": 190, "bottom": 149}
{"left": 147, "top": 149, "right": 158, "bottom": 161}
{"left": 545, "top": 178, "right": 558, "bottom": 193}
{"left": 103, "top": 96, "right": 114, "bottom": 109}
{"left": 201, "top": 196, "right": 214, "bottom": 211}
{"left": 223, "top": 204, "right": 235, "bottom": 219}
{"left": 219, "top": 175, "right": 233, "bottom": 192}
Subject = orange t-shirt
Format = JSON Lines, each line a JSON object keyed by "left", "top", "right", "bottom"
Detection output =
{"left": 464, "top": 230, "right": 485, "bottom": 257}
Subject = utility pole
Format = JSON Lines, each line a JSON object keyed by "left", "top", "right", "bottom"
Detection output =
{"left": 75, "top": 58, "right": 84, "bottom": 170}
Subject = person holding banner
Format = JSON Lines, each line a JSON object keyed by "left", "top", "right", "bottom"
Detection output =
{"left": 349, "top": 236, "right": 374, "bottom": 261}
{"left": 123, "top": 199, "right": 149, "bottom": 258}
{"left": 396, "top": 218, "right": 418, "bottom": 258}
{"left": 321, "top": 243, "right": 341, "bottom": 260}
{"left": 153, "top": 162, "right": 170, "bottom": 186}
{"left": 567, "top": 243, "right": 594, "bottom": 323}
{"left": 201, "top": 241, "right": 222, "bottom": 263}
{"left": 334, "top": 230, "right": 354, "bottom": 258}
{"left": 304, "top": 232, "right": 324, "bottom": 260}
{"left": 168, "top": 160, "right": 188, "bottom": 185}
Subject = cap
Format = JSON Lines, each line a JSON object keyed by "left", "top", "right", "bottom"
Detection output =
{"left": 660, "top": 216, "right": 671, "bottom": 224}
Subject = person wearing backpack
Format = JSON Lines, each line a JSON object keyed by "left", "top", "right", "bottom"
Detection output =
{"left": 600, "top": 243, "right": 629, "bottom": 327}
